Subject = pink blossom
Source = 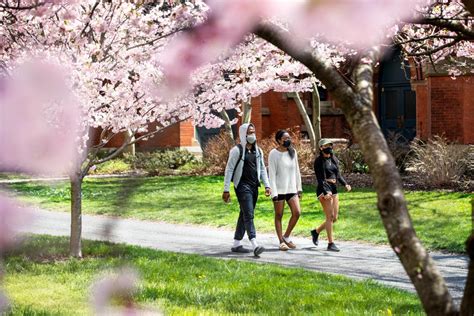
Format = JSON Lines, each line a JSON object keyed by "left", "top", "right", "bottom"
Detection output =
{"left": 90, "top": 267, "right": 152, "bottom": 315}
{"left": 0, "top": 195, "right": 33, "bottom": 252}
{"left": 0, "top": 59, "right": 82, "bottom": 175}
{"left": 0, "top": 291, "right": 9, "bottom": 313}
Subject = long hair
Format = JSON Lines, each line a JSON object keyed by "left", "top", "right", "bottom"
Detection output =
{"left": 275, "top": 129, "right": 295, "bottom": 159}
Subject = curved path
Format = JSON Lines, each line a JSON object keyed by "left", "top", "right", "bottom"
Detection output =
{"left": 21, "top": 209, "right": 468, "bottom": 303}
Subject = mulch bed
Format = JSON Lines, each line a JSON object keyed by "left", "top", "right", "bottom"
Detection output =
{"left": 302, "top": 173, "right": 473, "bottom": 193}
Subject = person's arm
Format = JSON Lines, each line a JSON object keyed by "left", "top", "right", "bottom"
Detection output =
{"left": 223, "top": 147, "right": 239, "bottom": 193}
{"left": 314, "top": 156, "right": 326, "bottom": 188}
{"left": 268, "top": 150, "right": 279, "bottom": 199}
{"left": 295, "top": 151, "right": 302, "bottom": 194}
{"left": 334, "top": 157, "right": 347, "bottom": 186}
{"left": 259, "top": 149, "right": 271, "bottom": 191}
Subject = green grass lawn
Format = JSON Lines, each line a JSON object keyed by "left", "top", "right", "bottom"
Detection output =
{"left": 5, "top": 175, "right": 472, "bottom": 252}
{"left": 4, "top": 235, "right": 422, "bottom": 315}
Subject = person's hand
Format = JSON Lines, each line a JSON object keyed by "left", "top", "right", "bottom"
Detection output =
{"left": 324, "top": 192, "right": 332, "bottom": 200}
{"left": 345, "top": 184, "right": 352, "bottom": 192}
{"left": 265, "top": 187, "right": 271, "bottom": 197}
{"left": 298, "top": 191, "right": 302, "bottom": 200}
{"left": 222, "top": 191, "right": 230, "bottom": 203}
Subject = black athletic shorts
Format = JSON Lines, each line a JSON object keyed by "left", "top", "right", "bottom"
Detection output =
{"left": 317, "top": 182, "right": 337, "bottom": 198}
{"left": 272, "top": 193, "right": 297, "bottom": 202}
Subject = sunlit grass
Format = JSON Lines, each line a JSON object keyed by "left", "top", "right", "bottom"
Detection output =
{"left": 4, "top": 235, "right": 423, "bottom": 315}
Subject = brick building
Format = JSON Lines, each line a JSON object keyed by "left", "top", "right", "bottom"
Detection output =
{"left": 108, "top": 48, "right": 474, "bottom": 151}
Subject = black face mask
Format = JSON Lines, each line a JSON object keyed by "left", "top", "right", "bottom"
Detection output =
{"left": 283, "top": 139, "right": 291, "bottom": 148}
{"left": 322, "top": 147, "right": 333, "bottom": 154}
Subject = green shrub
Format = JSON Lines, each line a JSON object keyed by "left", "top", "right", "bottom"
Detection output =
{"left": 335, "top": 146, "right": 369, "bottom": 174}
{"left": 124, "top": 149, "right": 197, "bottom": 175}
{"left": 90, "top": 159, "right": 132, "bottom": 174}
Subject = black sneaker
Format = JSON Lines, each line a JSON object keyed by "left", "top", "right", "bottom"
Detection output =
{"left": 231, "top": 245, "right": 251, "bottom": 253}
{"left": 253, "top": 246, "right": 265, "bottom": 257}
{"left": 327, "top": 243, "right": 340, "bottom": 252}
{"left": 310, "top": 229, "right": 319, "bottom": 246}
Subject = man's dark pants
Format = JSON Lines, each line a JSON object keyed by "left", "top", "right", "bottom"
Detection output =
{"left": 234, "top": 182, "right": 258, "bottom": 240}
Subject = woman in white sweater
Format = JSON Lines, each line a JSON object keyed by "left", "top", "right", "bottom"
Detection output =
{"left": 268, "top": 130, "right": 302, "bottom": 251}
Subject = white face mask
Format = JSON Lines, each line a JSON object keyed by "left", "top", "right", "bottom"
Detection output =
{"left": 246, "top": 134, "right": 256, "bottom": 144}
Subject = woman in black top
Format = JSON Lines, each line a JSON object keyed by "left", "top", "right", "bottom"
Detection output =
{"left": 310, "top": 139, "right": 351, "bottom": 252}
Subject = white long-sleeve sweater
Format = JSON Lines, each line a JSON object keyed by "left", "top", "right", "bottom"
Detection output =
{"left": 268, "top": 149, "right": 302, "bottom": 198}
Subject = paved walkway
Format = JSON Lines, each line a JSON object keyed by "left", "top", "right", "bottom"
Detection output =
{"left": 21, "top": 209, "right": 468, "bottom": 303}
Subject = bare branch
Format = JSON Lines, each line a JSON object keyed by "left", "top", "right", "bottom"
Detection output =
{"left": 416, "top": 17, "right": 474, "bottom": 39}
{"left": 0, "top": 1, "right": 45, "bottom": 10}
{"left": 353, "top": 49, "right": 379, "bottom": 103}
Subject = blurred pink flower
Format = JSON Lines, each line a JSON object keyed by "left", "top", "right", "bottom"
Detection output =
{"left": 158, "top": 0, "right": 279, "bottom": 99}
{"left": 287, "top": 0, "right": 419, "bottom": 47}
{"left": 0, "top": 59, "right": 82, "bottom": 175}
{"left": 0, "top": 291, "right": 9, "bottom": 314}
{"left": 158, "top": 0, "right": 420, "bottom": 97}
{"left": 90, "top": 267, "right": 153, "bottom": 315}
{"left": 0, "top": 194, "right": 33, "bottom": 252}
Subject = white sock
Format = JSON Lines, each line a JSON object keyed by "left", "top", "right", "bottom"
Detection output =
{"left": 250, "top": 238, "right": 258, "bottom": 250}
{"left": 233, "top": 239, "right": 241, "bottom": 248}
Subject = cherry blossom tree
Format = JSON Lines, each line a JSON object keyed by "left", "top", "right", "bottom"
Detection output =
{"left": 157, "top": 0, "right": 473, "bottom": 314}
{"left": 395, "top": 0, "right": 474, "bottom": 76}
{"left": 1, "top": 0, "right": 215, "bottom": 257}
{"left": 2, "top": 0, "right": 473, "bottom": 313}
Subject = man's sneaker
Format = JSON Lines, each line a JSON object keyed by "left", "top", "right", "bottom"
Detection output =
{"left": 327, "top": 243, "right": 340, "bottom": 252}
{"left": 253, "top": 246, "right": 265, "bottom": 257}
{"left": 231, "top": 245, "right": 251, "bottom": 253}
{"left": 310, "top": 229, "right": 319, "bottom": 246}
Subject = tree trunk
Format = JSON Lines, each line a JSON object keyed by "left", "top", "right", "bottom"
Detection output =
{"left": 311, "top": 81, "right": 322, "bottom": 148}
{"left": 254, "top": 24, "right": 459, "bottom": 315}
{"left": 123, "top": 129, "right": 135, "bottom": 156}
{"left": 219, "top": 109, "right": 235, "bottom": 142}
{"left": 291, "top": 92, "right": 317, "bottom": 150}
{"left": 242, "top": 101, "right": 252, "bottom": 124}
{"left": 460, "top": 201, "right": 474, "bottom": 315}
{"left": 348, "top": 101, "right": 458, "bottom": 315}
{"left": 70, "top": 172, "right": 84, "bottom": 258}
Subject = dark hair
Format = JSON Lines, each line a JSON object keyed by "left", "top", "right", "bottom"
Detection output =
{"left": 275, "top": 129, "right": 295, "bottom": 159}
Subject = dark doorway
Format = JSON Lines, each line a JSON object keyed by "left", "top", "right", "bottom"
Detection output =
{"left": 379, "top": 47, "right": 416, "bottom": 141}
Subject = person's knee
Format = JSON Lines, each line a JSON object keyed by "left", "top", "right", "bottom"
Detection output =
{"left": 293, "top": 209, "right": 301, "bottom": 219}
{"left": 275, "top": 212, "right": 283, "bottom": 221}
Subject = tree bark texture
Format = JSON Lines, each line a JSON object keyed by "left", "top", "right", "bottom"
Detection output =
{"left": 242, "top": 101, "right": 252, "bottom": 124}
{"left": 70, "top": 173, "right": 83, "bottom": 258}
{"left": 255, "top": 23, "right": 460, "bottom": 315}
{"left": 311, "top": 81, "right": 322, "bottom": 148}
{"left": 219, "top": 109, "right": 235, "bottom": 142}
{"left": 460, "top": 203, "right": 474, "bottom": 316}
{"left": 291, "top": 92, "right": 317, "bottom": 150}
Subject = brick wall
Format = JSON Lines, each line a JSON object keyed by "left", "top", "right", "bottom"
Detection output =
{"left": 179, "top": 120, "right": 195, "bottom": 147}
{"left": 462, "top": 77, "right": 474, "bottom": 144}
{"left": 430, "top": 76, "right": 464, "bottom": 142}
{"left": 413, "top": 82, "right": 429, "bottom": 139}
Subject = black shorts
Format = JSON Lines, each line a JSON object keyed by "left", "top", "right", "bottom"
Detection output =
{"left": 273, "top": 193, "right": 297, "bottom": 202}
{"left": 317, "top": 182, "right": 337, "bottom": 198}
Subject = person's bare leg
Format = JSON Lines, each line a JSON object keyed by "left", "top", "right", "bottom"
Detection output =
{"left": 320, "top": 196, "right": 334, "bottom": 243}
{"left": 283, "top": 196, "right": 301, "bottom": 238}
{"left": 332, "top": 194, "right": 339, "bottom": 223}
{"left": 273, "top": 200, "right": 285, "bottom": 243}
